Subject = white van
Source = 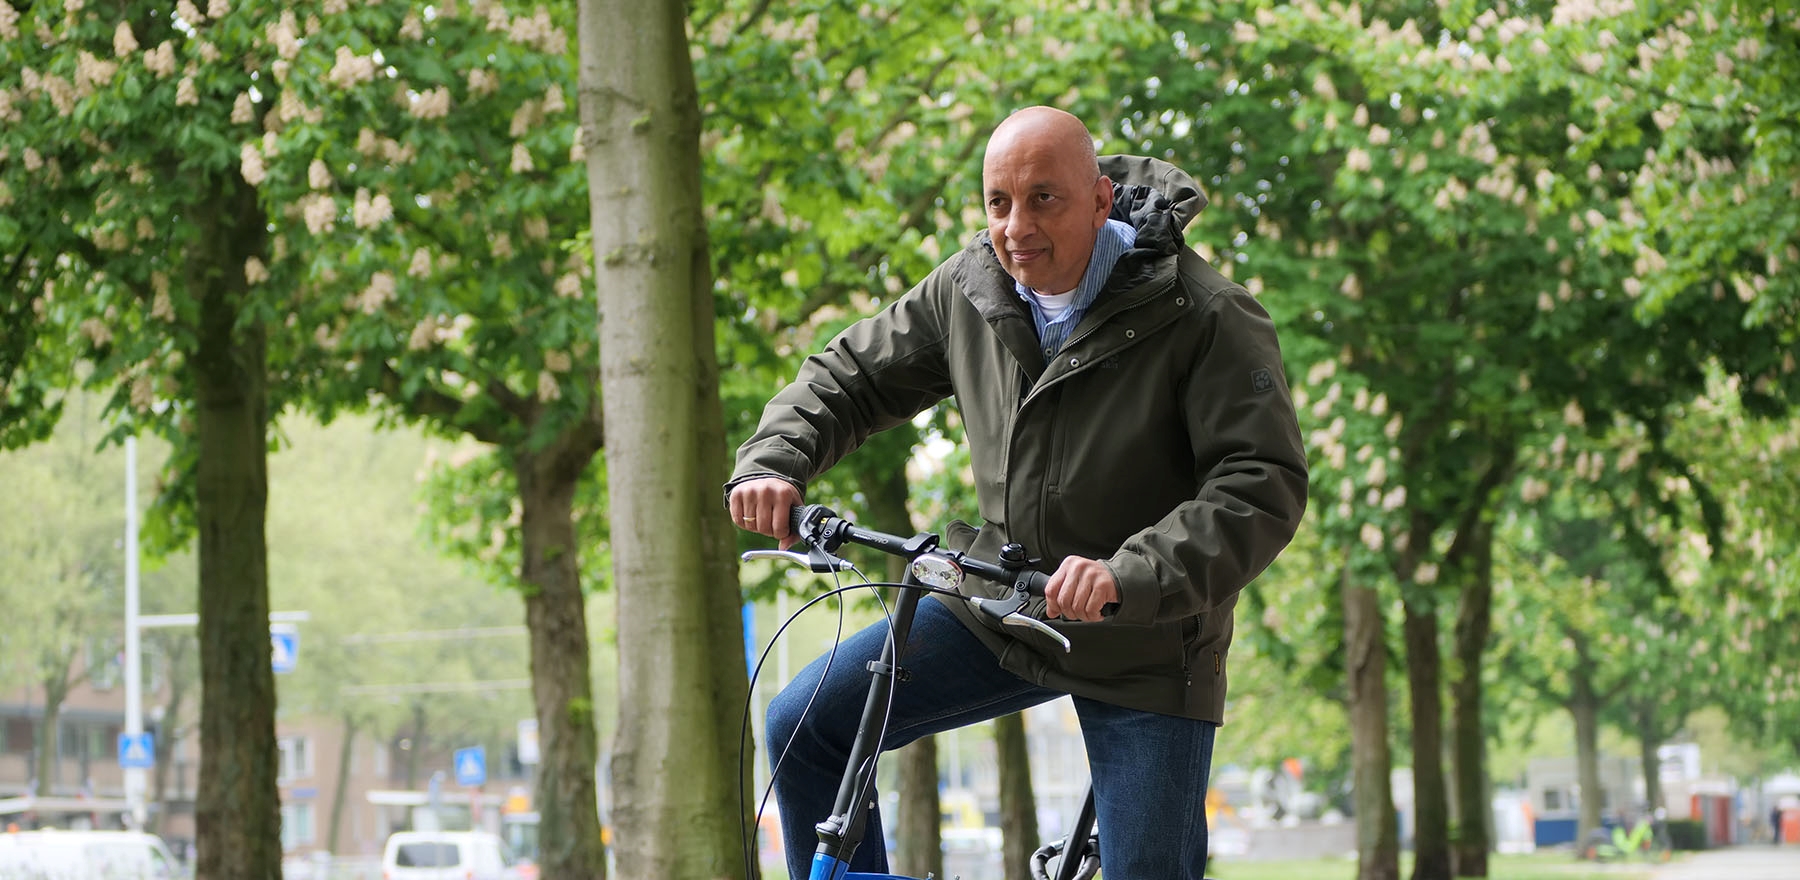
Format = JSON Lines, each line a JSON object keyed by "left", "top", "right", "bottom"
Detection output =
{"left": 380, "top": 830, "right": 526, "bottom": 880}
{"left": 0, "top": 829, "right": 185, "bottom": 879}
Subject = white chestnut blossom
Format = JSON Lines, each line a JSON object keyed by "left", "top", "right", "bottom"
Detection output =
{"left": 300, "top": 193, "right": 336, "bottom": 234}
{"left": 114, "top": 22, "right": 139, "bottom": 55}
{"left": 352, "top": 189, "right": 393, "bottom": 228}
{"left": 240, "top": 143, "right": 267, "bottom": 184}
{"left": 144, "top": 41, "right": 176, "bottom": 77}
{"left": 309, "top": 159, "right": 332, "bottom": 190}
{"left": 410, "top": 86, "right": 451, "bottom": 119}
{"left": 357, "top": 271, "right": 396, "bottom": 313}
{"left": 328, "top": 47, "right": 376, "bottom": 88}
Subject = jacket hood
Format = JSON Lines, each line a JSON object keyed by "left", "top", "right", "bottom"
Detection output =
{"left": 1101, "top": 154, "right": 1206, "bottom": 254}
{"left": 957, "top": 155, "right": 1206, "bottom": 326}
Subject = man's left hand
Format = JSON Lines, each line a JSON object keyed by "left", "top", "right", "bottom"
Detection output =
{"left": 1044, "top": 556, "right": 1119, "bottom": 622}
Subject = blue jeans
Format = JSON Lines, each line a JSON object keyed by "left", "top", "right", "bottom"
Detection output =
{"left": 766, "top": 597, "right": 1217, "bottom": 879}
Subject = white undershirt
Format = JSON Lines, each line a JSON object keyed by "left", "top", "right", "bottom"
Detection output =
{"left": 1027, "top": 288, "right": 1079, "bottom": 322}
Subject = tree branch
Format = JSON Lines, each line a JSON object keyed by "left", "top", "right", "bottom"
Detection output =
{"left": 63, "top": 233, "right": 158, "bottom": 304}
{"left": 730, "top": 0, "right": 775, "bottom": 39}
{"left": 377, "top": 363, "right": 509, "bottom": 446}
{"left": 1443, "top": 439, "right": 1518, "bottom": 569}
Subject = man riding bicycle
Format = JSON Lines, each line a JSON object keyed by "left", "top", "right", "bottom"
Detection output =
{"left": 728, "top": 106, "right": 1309, "bottom": 880}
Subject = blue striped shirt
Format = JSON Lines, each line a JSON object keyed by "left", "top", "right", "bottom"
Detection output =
{"left": 1016, "top": 219, "right": 1137, "bottom": 359}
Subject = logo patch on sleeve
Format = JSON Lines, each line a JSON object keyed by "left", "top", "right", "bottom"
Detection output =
{"left": 1250, "top": 368, "right": 1275, "bottom": 393}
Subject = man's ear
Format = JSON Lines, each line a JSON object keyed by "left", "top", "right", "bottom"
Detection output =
{"left": 1093, "top": 175, "right": 1114, "bottom": 227}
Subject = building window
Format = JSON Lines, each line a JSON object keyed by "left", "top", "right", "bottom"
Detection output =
{"left": 278, "top": 736, "right": 313, "bottom": 782}
{"left": 86, "top": 725, "right": 110, "bottom": 765}
{"left": 1, "top": 717, "right": 34, "bottom": 754}
{"left": 281, "top": 802, "right": 315, "bottom": 849}
{"left": 59, "top": 721, "right": 82, "bottom": 761}
{"left": 1543, "top": 788, "right": 1564, "bottom": 812}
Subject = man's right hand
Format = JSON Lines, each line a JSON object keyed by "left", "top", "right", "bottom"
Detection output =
{"left": 728, "top": 477, "right": 803, "bottom": 549}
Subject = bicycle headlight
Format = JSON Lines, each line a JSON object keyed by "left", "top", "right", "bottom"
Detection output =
{"left": 909, "top": 554, "right": 965, "bottom": 590}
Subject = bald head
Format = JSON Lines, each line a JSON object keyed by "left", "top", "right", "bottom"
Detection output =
{"left": 981, "top": 107, "right": 1112, "bottom": 294}
{"left": 984, "top": 106, "right": 1100, "bottom": 181}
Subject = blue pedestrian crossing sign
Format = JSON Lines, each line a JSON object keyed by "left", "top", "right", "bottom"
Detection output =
{"left": 453, "top": 746, "right": 486, "bottom": 787}
{"left": 271, "top": 627, "right": 299, "bottom": 674}
{"left": 118, "top": 732, "right": 155, "bottom": 769}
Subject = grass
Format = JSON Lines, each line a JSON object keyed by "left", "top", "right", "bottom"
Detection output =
{"left": 1207, "top": 851, "right": 1658, "bottom": 880}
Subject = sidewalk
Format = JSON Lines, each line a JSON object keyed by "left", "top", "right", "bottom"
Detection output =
{"left": 1652, "top": 845, "right": 1800, "bottom": 880}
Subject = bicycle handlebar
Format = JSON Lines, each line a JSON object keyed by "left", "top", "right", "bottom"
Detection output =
{"left": 745, "top": 503, "right": 1081, "bottom": 651}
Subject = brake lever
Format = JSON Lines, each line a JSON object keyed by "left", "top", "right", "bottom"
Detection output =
{"left": 739, "top": 547, "right": 854, "bottom": 573}
{"left": 967, "top": 593, "right": 1071, "bottom": 653}
{"left": 1002, "top": 613, "right": 1071, "bottom": 653}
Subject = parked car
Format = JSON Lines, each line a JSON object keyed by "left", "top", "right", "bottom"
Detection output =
{"left": 0, "top": 829, "right": 185, "bottom": 879}
{"left": 381, "top": 830, "right": 527, "bottom": 880}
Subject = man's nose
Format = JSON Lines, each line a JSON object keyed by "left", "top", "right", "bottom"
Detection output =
{"left": 1007, "top": 205, "right": 1040, "bottom": 238}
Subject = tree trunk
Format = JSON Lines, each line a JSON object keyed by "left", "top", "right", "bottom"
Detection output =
{"left": 695, "top": 316, "right": 758, "bottom": 880}
{"left": 995, "top": 712, "right": 1038, "bottom": 880}
{"left": 516, "top": 441, "right": 606, "bottom": 880}
{"left": 1403, "top": 600, "right": 1450, "bottom": 880}
{"left": 1345, "top": 570, "right": 1400, "bottom": 880}
{"left": 327, "top": 714, "right": 357, "bottom": 856}
{"left": 33, "top": 678, "right": 65, "bottom": 796}
{"left": 1570, "top": 659, "right": 1604, "bottom": 850}
{"left": 894, "top": 738, "right": 943, "bottom": 879}
{"left": 191, "top": 183, "right": 280, "bottom": 880}
{"left": 584, "top": 0, "right": 753, "bottom": 876}
{"left": 1449, "top": 520, "right": 1494, "bottom": 877}
{"left": 402, "top": 702, "right": 426, "bottom": 791}
{"left": 1636, "top": 718, "right": 1663, "bottom": 818}
{"left": 1641, "top": 723, "right": 1663, "bottom": 813}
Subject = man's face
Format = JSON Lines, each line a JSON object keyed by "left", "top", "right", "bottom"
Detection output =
{"left": 983, "top": 134, "right": 1111, "bottom": 295}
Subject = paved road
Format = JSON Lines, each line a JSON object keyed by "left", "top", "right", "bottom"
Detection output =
{"left": 1652, "top": 845, "right": 1800, "bottom": 880}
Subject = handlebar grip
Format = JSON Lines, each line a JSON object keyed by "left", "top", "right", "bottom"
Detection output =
{"left": 1019, "top": 571, "right": 1118, "bottom": 617}
{"left": 788, "top": 505, "right": 806, "bottom": 536}
{"left": 1020, "top": 570, "right": 1051, "bottom": 595}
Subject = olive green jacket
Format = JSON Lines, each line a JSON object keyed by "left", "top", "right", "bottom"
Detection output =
{"left": 729, "top": 156, "right": 1309, "bottom": 722}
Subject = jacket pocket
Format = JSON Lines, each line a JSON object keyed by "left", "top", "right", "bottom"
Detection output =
{"left": 1034, "top": 617, "right": 1189, "bottom": 684}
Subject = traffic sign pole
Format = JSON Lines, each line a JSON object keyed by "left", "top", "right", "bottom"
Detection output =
{"left": 122, "top": 431, "right": 309, "bottom": 828}
{"left": 123, "top": 436, "right": 146, "bottom": 828}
